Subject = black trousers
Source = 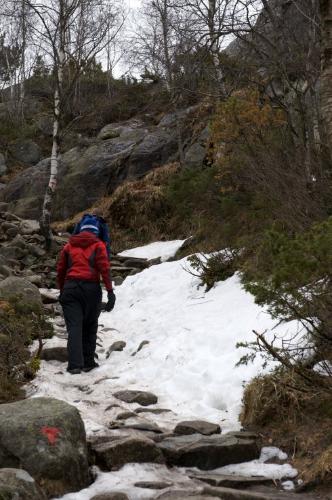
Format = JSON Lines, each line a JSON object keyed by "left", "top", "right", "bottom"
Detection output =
{"left": 60, "top": 280, "right": 102, "bottom": 369}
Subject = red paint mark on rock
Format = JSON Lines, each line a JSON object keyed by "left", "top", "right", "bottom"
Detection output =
{"left": 41, "top": 426, "right": 61, "bottom": 445}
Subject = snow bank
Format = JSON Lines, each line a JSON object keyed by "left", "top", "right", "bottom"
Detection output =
{"left": 31, "top": 253, "right": 301, "bottom": 434}
{"left": 118, "top": 239, "right": 187, "bottom": 262}
{"left": 210, "top": 447, "right": 297, "bottom": 480}
{"left": 98, "top": 256, "right": 299, "bottom": 431}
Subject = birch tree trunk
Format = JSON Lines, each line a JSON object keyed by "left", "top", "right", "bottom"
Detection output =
{"left": 320, "top": 0, "right": 332, "bottom": 152}
{"left": 39, "top": 10, "right": 65, "bottom": 249}
{"left": 19, "top": 0, "right": 27, "bottom": 122}
{"left": 208, "top": 0, "right": 225, "bottom": 96}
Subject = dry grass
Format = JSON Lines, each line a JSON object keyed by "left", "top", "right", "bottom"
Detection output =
{"left": 241, "top": 369, "right": 332, "bottom": 486}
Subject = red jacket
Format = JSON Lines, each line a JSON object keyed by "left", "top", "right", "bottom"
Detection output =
{"left": 57, "top": 231, "right": 112, "bottom": 291}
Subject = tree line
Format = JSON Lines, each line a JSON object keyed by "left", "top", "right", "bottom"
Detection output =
{"left": 1, "top": 0, "right": 332, "bottom": 245}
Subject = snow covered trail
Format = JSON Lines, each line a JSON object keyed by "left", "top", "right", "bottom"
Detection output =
{"left": 27, "top": 246, "right": 302, "bottom": 498}
{"left": 30, "top": 255, "right": 300, "bottom": 434}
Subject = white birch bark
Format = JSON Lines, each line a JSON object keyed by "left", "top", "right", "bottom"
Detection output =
{"left": 40, "top": 15, "right": 65, "bottom": 247}
{"left": 320, "top": 0, "right": 332, "bottom": 153}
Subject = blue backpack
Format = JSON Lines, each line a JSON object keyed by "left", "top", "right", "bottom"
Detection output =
{"left": 73, "top": 214, "right": 111, "bottom": 258}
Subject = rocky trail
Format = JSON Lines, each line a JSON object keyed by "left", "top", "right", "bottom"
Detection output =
{"left": 0, "top": 211, "right": 327, "bottom": 500}
{"left": 26, "top": 308, "right": 317, "bottom": 500}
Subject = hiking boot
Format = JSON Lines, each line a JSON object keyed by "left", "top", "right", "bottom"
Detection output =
{"left": 67, "top": 368, "right": 81, "bottom": 375}
{"left": 82, "top": 362, "right": 99, "bottom": 372}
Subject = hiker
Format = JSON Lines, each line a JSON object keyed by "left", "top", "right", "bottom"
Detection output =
{"left": 73, "top": 211, "right": 111, "bottom": 259}
{"left": 57, "top": 222, "right": 116, "bottom": 375}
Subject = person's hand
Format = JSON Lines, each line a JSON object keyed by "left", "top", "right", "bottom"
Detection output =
{"left": 105, "top": 290, "right": 116, "bottom": 312}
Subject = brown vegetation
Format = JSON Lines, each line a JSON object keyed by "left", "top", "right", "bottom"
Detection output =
{"left": 241, "top": 369, "right": 332, "bottom": 487}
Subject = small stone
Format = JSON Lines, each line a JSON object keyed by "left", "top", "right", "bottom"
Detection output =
{"left": 106, "top": 341, "right": 126, "bottom": 358}
{"left": 115, "top": 411, "right": 137, "bottom": 420}
{"left": 113, "top": 276, "right": 124, "bottom": 286}
{"left": 131, "top": 340, "right": 150, "bottom": 356}
{"left": 91, "top": 494, "right": 129, "bottom": 500}
{"left": 135, "top": 481, "right": 172, "bottom": 490}
{"left": 174, "top": 420, "right": 221, "bottom": 436}
{"left": 135, "top": 408, "right": 172, "bottom": 415}
{"left": 114, "top": 390, "right": 158, "bottom": 406}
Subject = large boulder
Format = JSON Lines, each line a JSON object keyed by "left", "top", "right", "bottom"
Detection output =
{"left": 0, "top": 397, "right": 90, "bottom": 497}
{"left": 0, "top": 276, "right": 42, "bottom": 306}
{"left": 9, "top": 140, "right": 41, "bottom": 166}
{"left": 0, "top": 468, "right": 46, "bottom": 500}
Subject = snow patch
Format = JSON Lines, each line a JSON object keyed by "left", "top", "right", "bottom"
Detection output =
{"left": 118, "top": 239, "right": 187, "bottom": 262}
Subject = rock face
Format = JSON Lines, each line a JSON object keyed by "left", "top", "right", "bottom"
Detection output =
{"left": 157, "top": 432, "right": 259, "bottom": 469}
{"left": 0, "top": 397, "right": 90, "bottom": 497}
{"left": 0, "top": 276, "right": 42, "bottom": 305}
{"left": 0, "top": 107, "right": 208, "bottom": 219}
{"left": 0, "top": 468, "right": 46, "bottom": 500}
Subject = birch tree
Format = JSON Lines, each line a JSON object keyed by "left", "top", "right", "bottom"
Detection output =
{"left": 24, "top": 0, "right": 123, "bottom": 248}
{"left": 320, "top": 0, "right": 332, "bottom": 155}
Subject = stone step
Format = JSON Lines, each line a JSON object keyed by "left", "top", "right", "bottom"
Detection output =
{"left": 189, "top": 472, "right": 275, "bottom": 489}
{"left": 92, "top": 435, "right": 164, "bottom": 470}
{"left": 157, "top": 432, "right": 259, "bottom": 470}
{"left": 201, "top": 485, "right": 316, "bottom": 499}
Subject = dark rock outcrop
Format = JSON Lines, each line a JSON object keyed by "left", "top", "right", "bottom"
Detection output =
{"left": 0, "top": 107, "right": 208, "bottom": 220}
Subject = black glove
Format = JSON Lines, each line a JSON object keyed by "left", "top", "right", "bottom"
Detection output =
{"left": 105, "top": 290, "right": 116, "bottom": 312}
